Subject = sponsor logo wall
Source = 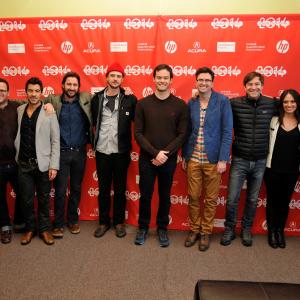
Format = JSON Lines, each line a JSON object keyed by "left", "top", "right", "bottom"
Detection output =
{"left": 2, "top": 15, "right": 299, "bottom": 235}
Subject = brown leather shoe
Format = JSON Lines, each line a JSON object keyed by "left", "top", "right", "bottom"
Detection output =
{"left": 199, "top": 234, "right": 210, "bottom": 251}
{"left": 21, "top": 231, "right": 35, "bottom": 245}
{"left": 52, "top": 227, "right": 64, "bottom": 239}
{"left": 115, "top": 224, "right": 126, "bottom": 238}
{"left": 68, "top": 224, "right": 80, "bottom": 234}
{"left": 1, "top": 229, "right": 12, "bottom": 244}
{"left": 39, "top": 231, "right": 54, "bottom": 245}
{"left": 184, "top": 231, "right": 199, "bottom": 247}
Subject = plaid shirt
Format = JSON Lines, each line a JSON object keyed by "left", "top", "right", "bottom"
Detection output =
{"left": 190, "top": 107, "right": 209, "bottom": 164}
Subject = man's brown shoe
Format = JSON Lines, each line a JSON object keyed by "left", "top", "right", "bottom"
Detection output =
{"left": 184, "top": 231, "right": 199, "bottom": 247}
{"left": 39, "top": 231, "right": 54, "bottom": 245}
{"left": 52, "top": 228, "right": 64, "bottom": 239}
{"left": 199, "top": 234, "right": 210, "bottom": 251}
{"left": 21, "top": 231, "right": 35, "bottom": 245}
{"left": 115, "top": 224, "right": 126, "bottom": 238}
{"left": 68, "top": 224, "right": 80, "bottom": 234}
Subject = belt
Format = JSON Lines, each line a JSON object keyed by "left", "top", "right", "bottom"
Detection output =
{"left": 61, "top": 147, "right": 84, "bottom": 152}
{"left": 19, "top": 158, "right": 38, "bottom": 167}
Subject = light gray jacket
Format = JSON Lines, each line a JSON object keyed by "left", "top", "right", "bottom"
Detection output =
{"left": 15, "top": 103, "right": 60, "bottom": 172}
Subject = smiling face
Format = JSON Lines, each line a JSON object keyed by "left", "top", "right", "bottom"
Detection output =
{"left": 282, "top": 93, "right": 297, "bottom": 115}
{"left": 153, "top": 69, "right": 172, "bottom": 92}
{"left": 244, "top": 76, "right": 263, "bottom": 100}
{"left": 196, "top": 72, "right": 213, "bottom": 95}
{"left": 62, "top": 76, "right": 79, "bottom": 99}
{"left": 26, "top": 84, "right": 42, "bottom": 106}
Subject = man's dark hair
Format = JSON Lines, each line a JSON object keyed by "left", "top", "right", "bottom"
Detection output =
{"left": 243, "top": 71, "right": 264, "bottom": 86}
{"left": 278, "top": 89, "right": 300, "bottom": 124}
{"left": 153, "top": 64, "right": 173, "bottom": 79}
{"left": 0, "top": 78, "right": 9, "bottom": 91}
{"left": 25, "top": 77, "right": 43, "bottom": 92}
{"left": 195, "top": 67, "right": 215, "bottom": 81}
{"left": 62, "top": 71, "right": 81, "bottom": 87}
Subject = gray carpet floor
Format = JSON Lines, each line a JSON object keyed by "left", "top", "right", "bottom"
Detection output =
{"left": 1, "top": 221, "right": 299, "bottom": 300}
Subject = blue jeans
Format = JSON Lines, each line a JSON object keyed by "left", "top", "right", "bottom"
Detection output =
{"left": 53, "top": 148, "right": 86, "bottom": 228}
{"left": 224, "top": 156, "right": 266, "bottom": 230}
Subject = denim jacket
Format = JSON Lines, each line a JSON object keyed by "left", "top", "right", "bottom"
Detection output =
{"left": 182, "top": 90, "right": 233, "bottom": 163}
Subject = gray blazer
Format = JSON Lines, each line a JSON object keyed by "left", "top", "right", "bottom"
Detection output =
{"left": 15, "top": 103, "right": 60, "bottom": 172}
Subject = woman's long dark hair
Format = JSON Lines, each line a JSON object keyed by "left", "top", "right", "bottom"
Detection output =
{"left": 278, "top": 89, "right": 300, "bottom": 125}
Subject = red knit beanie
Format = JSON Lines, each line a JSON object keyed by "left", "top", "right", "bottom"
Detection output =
{"left": 106, "top": 62, "right": 125, "bottom": 77}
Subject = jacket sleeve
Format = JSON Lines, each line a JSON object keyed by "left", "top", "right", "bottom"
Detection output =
{"left": 218, "top": 97, "right": 233, "bottom": 162}
{"left": 49, "top": 113, "right": 60, "bottom": 170}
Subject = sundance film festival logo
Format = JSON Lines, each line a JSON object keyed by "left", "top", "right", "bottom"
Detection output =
{"left": 126, "top": 191, "right": 140, "bottom": 201}
{"left": 170, "top": 195, "right": 189, "bottom": 205}
{"left": 276, "top": 40, "right": 289, "bottom": 54}
{"left": 211, "top": 17, "right": 243, "bottom": 29}
{"left": 294, "top": 181, "right": 300, "bottom": 193}
{"left": 289, "top": 199, "right": 300, "bottom": 210}
{"left": 212, "top": 66, "right": 241, "bottom": 77}
{"left": 166, "top": 19, "right": 197, "bottom": 30}
{"left": 262, "top": 220, "right": 268, "bottom": 231}
{"left": 93, "top": 171, "right": 98, "bottom": 181}
{"left": 124, "top": 18, "right": 154, "bottom": 29}
{"left": 83, "top": 42, "right": 101, "bottom": 53}
{"left": 38, "top": 19, "right": 68, "bottom": 31}
{"left": 0, "top": 20, "right": 26, "bottom": 31}
{"left": 42, "top": 86, "right": 55, "bottom": 97}
{"left": 142, "top": 87, "right": 154, "bottom": 97}
{"left": 61, "top": 41, "right": 73, "bottom": 54}
{"left": 124, "top": 65, "right": 153, "bottom": 76}
{"left": 256, "top": 66, "right": 287, "bottom": 77}
{"left": 83, "top": 65, "right": 108, "bottom": 76}
{"left": 165, "top": 41, "right": 177, "bottom": 54}
{"left": 80, "top": 18, "right": 111, "bottom": 30}
{"left": 130, "top": 152, "right": 139, "bottom": 161}
{"left": 257, "top": 17, "right": 290, "bottom": 29}
{"left": 187, "top": 41, "right": 206, "bottom": 53}
{"left": 42, "top": 66, "right": 71, "bottom": 76}
{"left": 171, "top": 65, "right": 196, "bottom": 77}
{"left": 88, "top": 187, "right": 99, "bottom": 197}
{"left": 257, "top": 197, "right": 267, "bottom": 208}
{"left": 2, "top": 66, "right": 30, "bottom": 77}
{"left": 216, "top": 196, "right": 226, "bottom": 206}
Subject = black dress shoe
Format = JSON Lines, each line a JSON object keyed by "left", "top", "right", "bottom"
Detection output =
{"left": 1, "top": 229, "right": 12, "bottom": 244}
{"left": 115, "top": 224, "right": 126, "bottom": 238}
{"left": 94, "top": 225, "right": 110, "bottom": 238}
{"left": 268, "top": 231, "right": 278, "bottom": 249}
{"left": 277, "top": 230, "right": 286, "bottom": 248}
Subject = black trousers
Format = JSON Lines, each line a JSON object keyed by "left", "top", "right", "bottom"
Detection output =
{"left": 0, "top": 164, "right": 24, "bottom": 228}
{"left": 96, "top": 151, "right": 130, "bottom": 226}
{"left": 264, "top": 168, "right": 299, "bottom": 231}
{"left": 138, "top": 156, "right": 177, "bottom": 231}
{"left": 18, "top": 166, "right": 51, "bottom": 233}
{"left": 53, "top": 149, "right": 87, "bottom": 228}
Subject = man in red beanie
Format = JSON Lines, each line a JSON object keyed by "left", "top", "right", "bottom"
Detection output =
{"left": 91, "top": 63, "right": 137, "bottom": 238}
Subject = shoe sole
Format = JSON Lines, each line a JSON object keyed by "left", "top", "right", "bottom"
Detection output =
{"left": 159, "top": 242, "right": 169, "bottom": 248}
{"left": 52, "top": 235, "right": 63, "bottom": 239}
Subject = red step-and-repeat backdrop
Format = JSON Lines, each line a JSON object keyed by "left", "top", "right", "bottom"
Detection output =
{"left": 1, "top": 14, "right": 300, "bottom": 235}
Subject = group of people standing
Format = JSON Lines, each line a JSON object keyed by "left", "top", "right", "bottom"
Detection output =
{"left": 0, "top": 63, "right": 299, "bottom": 250}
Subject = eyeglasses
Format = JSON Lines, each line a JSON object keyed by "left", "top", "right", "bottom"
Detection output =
{"left": 0, "top": 89, "right": 8, "bottom": 93}
{"left": 196, "top": 79, "right": 212, "bottom": 83}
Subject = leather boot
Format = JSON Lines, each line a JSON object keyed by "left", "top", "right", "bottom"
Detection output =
{"left": 267, "top": 230, "right": 278, "bottom": 249}
{"left": 277, "top": 229, "right": 286, "bottom": 248}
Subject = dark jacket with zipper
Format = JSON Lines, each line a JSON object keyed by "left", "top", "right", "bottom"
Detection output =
{"left": 91, "top": 88, "right": 137, "bottom": 153}
{"left": 231, "top": 95, "right": 278, "bottom": 161}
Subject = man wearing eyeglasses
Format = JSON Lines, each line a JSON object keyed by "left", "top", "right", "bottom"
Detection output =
{"left": 182, "top": 67, "right": 233, "bottom": 251}
{"left": 0, "top": 78, "right": 25, "bottom": 244}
